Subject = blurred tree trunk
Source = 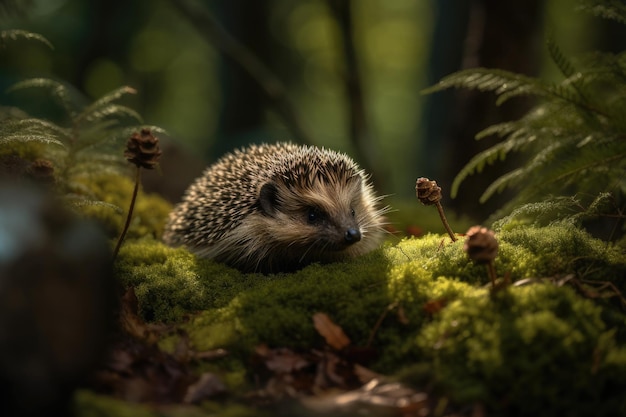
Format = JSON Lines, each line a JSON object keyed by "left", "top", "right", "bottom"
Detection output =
{"left": 326, "top": 0, "right": 380, "bottom": 186}
{"left": 421, "top": 0, "right": 544, "bottom": 221}
{"left": 212, "top": 0, "right": 272, "bottom": 156}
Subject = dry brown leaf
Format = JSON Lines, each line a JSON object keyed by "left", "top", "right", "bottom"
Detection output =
{"left": 183, "top": 372, "right": 226, "bottom": 404}
{"left": 313, "top": 312, "right": 351, "bottom": 350}
{"left": 423, "top": 298, "right": 447, "bottom": 315}
{"left": 119, "top": 287, "right": 163, "bottom": 344}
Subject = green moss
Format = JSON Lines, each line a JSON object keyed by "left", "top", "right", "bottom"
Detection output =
{"left": 114, "top": 239, "right": 253, "bottom": 322}
{"left": 112, "top": 221, "right": 626, "bottom": 414}
{"left": 417, "top": 284, "right": 626, "bottom": 415}
{"left": 74, "top": 390, "right": 264, "bottom": 417}
{"left": 499, "top": 223, "right": 626, "bottom": 284}
{"left": 76, "top": 173, "right": 172, "bottom": 240}
{"left": 74, "top": 390, "right": 157, "bottom": 417}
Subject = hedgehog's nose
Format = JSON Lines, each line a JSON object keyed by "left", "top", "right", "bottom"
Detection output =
{"left": 344, "top": 228, "right": 361, "bottom": 244}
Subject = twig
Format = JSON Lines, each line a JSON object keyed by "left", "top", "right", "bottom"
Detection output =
{"left": 435, "top": 201, "right": 457, "bottom": 242}
{"left": 366, "top": 302, "right": 398, "bottom": 348}
{"left": 112, "top": 167, "right": 141, "bottom": 260}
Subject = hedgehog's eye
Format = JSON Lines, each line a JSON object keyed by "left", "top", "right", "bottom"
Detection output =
{"left": 350, "top": 208, "right": 355, "bottom": 217}
{"left": 307, "top": 207, "right": 324, "bottom": 224}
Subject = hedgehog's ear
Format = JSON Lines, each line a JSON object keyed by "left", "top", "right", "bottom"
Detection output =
{"left": 259, "top": 181, "right": 279, "bottom": 216}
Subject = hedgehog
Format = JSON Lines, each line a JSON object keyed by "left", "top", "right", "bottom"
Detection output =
{"left": 162, "top": 142, "right": 388, "bottom": 273}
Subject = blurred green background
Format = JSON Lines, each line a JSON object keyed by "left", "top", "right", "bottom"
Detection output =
{"left": 1, "top": 0, "right": 623, "bottom": 226}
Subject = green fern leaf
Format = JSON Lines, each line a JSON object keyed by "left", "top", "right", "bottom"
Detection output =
{"left": 541, "top": 139, "right": 626, "bottom": 187}
{"left": 577, "top": 0, "right": 626, "bottom": 24}
{"left": 81, "top": 104, "right": 143, "bottom": 124}
{"left": 423, "top": 67, "right": 585, "bottom": 109}
{"left": 77, "top": 86, "right": 137, "bottom": 123}
{"left": 70, "top": 120, "right": 121, "bottom": 151}
{"left": 547, "top": 38, "right": 577, "bottom": 78}
{"left": 7, "top": 78, "right": 77, "bottom": 117}
{"left": 6, "top": 118, "right": 71, "bottom": 140}
{"left": 0, "top": 30, "right": 53, "bottom": 49}
{"left": 423, "top": 68, "right": 545, "bottom": 97}
{"left": 480, "top": 168, "right": 526, "bottom": 203}
{"left": 450, "top": 137, "right": 526, "bottom": 198}
{"left": 475, "top": 122, "right": 520, "bottom": 140}
{"left": 0, "top": 134, "right": 65, "bottom": 147}
{"left": 492, "top": 196, "right": 581, "bottom": 228}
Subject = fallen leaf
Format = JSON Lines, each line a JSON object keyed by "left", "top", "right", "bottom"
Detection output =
{"left": 301, "top": 377, "right": 429, "bottom": 415}
{"left": 313, "top": 312, "right": 351, "bottom": 350}
{"left": 263, "top": 347, "right": 310, "bottom": 374}
{"left": 423, "top": 298, "right": 447, "bottom": 315}
{"left": 183, "top": 372, "right": 226, "bottom": 404}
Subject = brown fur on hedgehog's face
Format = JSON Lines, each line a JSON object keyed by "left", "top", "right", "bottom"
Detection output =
{"left": 233, "top": 163, "right": 386, "bottom": 273}
{"left": 258, "top": 176, "right": 364, "bottom": 252}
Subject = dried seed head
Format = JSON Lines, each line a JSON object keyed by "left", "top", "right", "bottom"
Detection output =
{"left": 124, "top": 128, "right": 162, "bottom": 169}
{"left": 415, "top": 177, "right": 442, "bottom": 205}
{"left": 464, "top": 226, "right": 498, "bottom": 264}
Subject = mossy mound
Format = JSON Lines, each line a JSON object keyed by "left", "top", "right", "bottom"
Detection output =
{"left": 76, "top": 173, "right": 172, "bottom": 240}
{"left": 110, "top": 222, "right": 626, "bottom": 414}
{"left": 418, "top": 284, "right": 626, "bottom": 416}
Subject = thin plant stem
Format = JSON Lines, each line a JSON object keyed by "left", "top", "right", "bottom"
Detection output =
{"left": 112, "top": 167, "right": 141, "bottom": 261}
{"left": 366, "top": 301, "right": 398, "bottom": 348}
{"left": 435, "top": 201, "right": 457, "bottom": 242}
{"left": 487, "top": 261, "right": 497, "bottom": 287}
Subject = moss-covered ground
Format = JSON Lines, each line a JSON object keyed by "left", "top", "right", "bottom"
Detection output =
{"left": 75, "top": 179, "right": 626, "bottom": 416}
{"left": 94, "top": 229, "right": 625, "bottom": 415}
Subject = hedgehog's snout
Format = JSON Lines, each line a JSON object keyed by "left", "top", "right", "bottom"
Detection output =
{"left": 344, "top": 227, "right": 361, "bottom": 244}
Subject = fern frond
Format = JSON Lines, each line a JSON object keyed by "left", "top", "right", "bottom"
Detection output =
{"left": 76, "top": 86, "right": 137, "bottom": 123}
{"left": 479, "top": 168, "right": 526, "bottom": 203}
{"left": 70, "top": 120, "right": 121, "bottom": 151}
{"left": 577, "top": 0, "right": 626, "bottom": 24}
{"left": 450, "top": 134, "right": 533, "bottom": 198}
{"left": 547, "top": 38, "right": 577, "bottom": 79}
{"left": 493, "top": 192, "right": 618, "bottom": 229}
{"left": 479, "top": 139, "right": 567, "bottom": 203}
{"left": 0, "top": 30, "right": 53, "bottom": 49}
{"left": 475, "top": 122, "right": 520, "bottom": 140}
{"left": 492, "top": 196, "right": 582, "bottom": 229}
{"left": 3, "top": 118, "right": 71, "bottom": 141}
{"left": 7, "top": 78, "right": 77, "bottom": 117}
{"left": 422, "top": 68, "right": 543, "bottom": 97}
{"left": 422, "top": 67, "right": 590, "bottom": 109}
{"left": 540, "top": 138, "right": 626, "bottom": 187}
{"left": 0, "top": 134, "right": 65, "bottom": 147}
{"left": 80, "top": 104, "right": 143, "bottom": 124}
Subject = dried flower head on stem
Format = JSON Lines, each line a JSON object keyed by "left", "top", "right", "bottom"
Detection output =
{"left": 464, "top": 225, "right": 499, "bottom": 286}
{"left": 112, "top": 129, "right": 162, "bottom": 261}
{"left": 124, "top": 128, "right": 162, "bottom": 170}
{"left": 415, "top": 177, "right": 457, "bottom": 242}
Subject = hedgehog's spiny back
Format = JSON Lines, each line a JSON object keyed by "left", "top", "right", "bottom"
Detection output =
{"left": 163, "top": 143, "right": 385, "bottom": 272}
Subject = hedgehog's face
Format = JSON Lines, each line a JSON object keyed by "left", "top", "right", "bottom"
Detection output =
{"left": 256, "top": 174, "right": 375, "bottom": 254}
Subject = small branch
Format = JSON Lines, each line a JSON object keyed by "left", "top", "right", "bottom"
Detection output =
{"left": 112, "top": 167, "right": 141, "bottom": 261}
{"left": 486, "top": 261, "right": 497, "bottom": 287}
{"left": 167, "top": 0, "right": 312, "bottom": 145}
{"left": 436, "top": 201, "right": 457, "bottom": 242}
{"left": 366, "top": 302, "right": 398, "bottom": 348}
